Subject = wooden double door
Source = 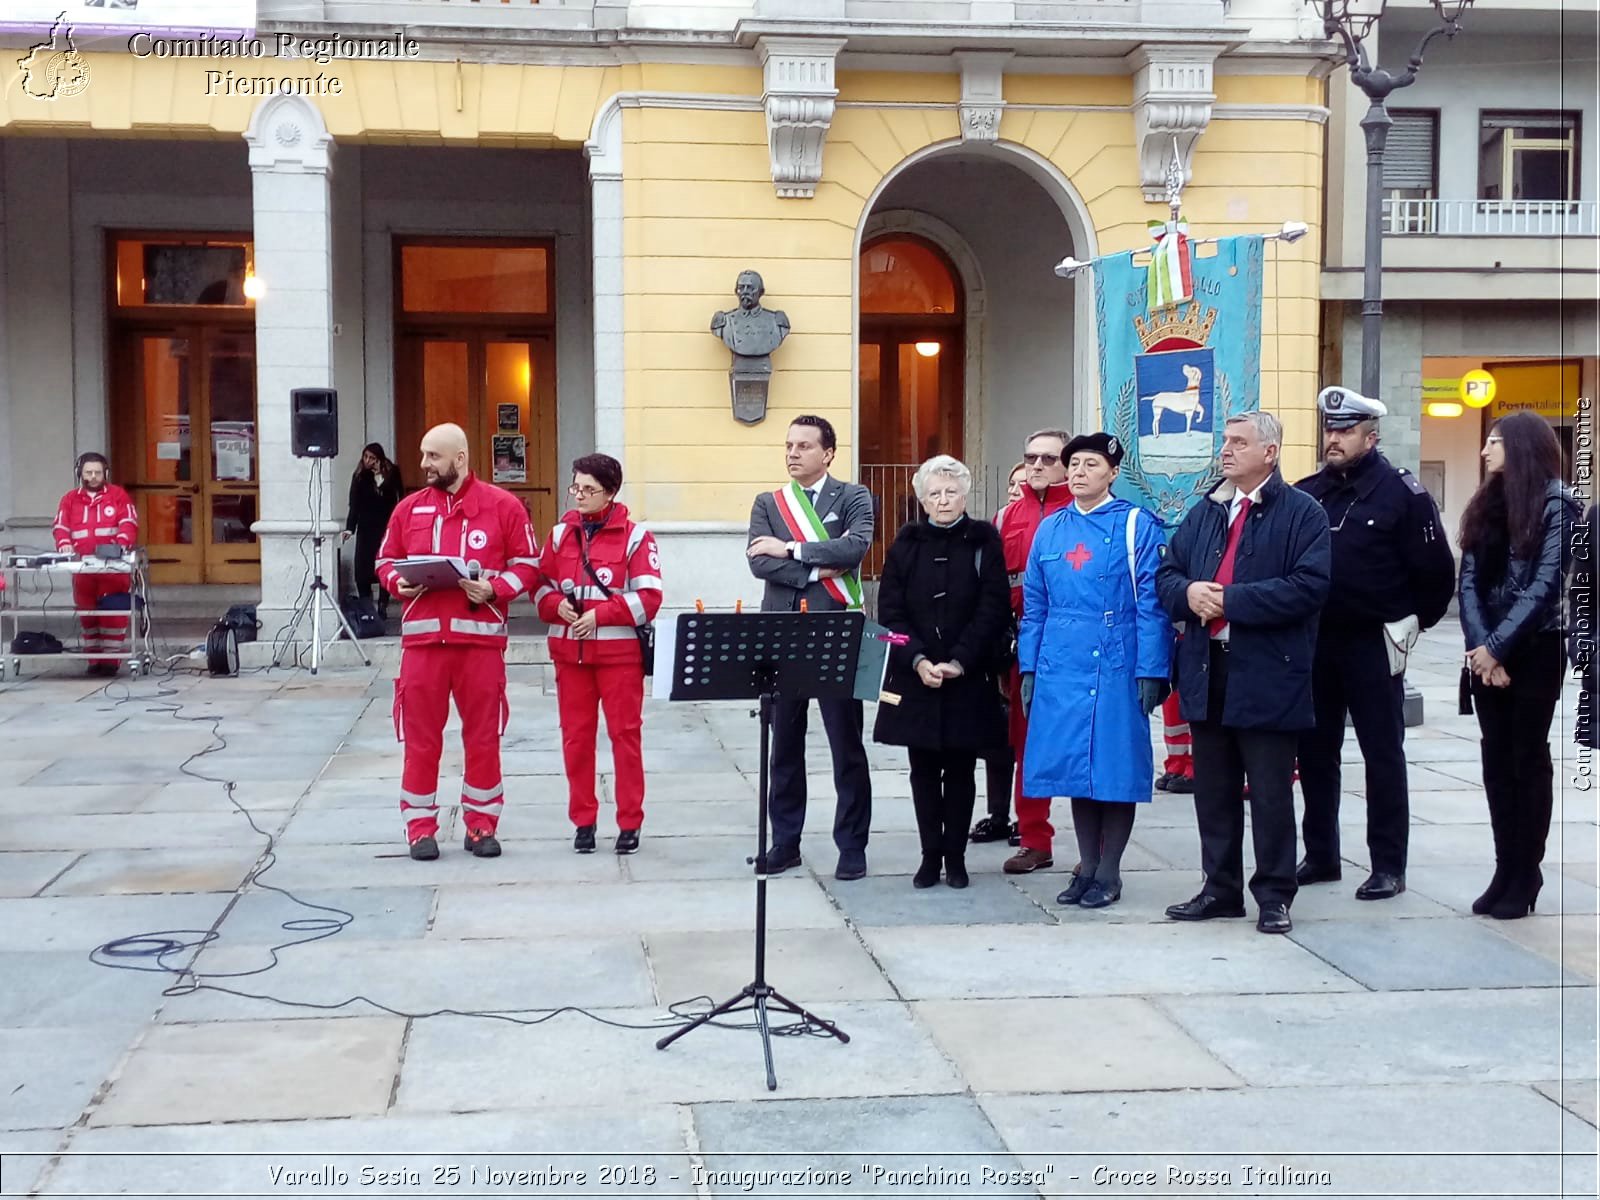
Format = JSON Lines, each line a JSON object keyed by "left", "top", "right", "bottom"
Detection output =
{"left": 394, "top": 329, "right": 558, "bottom": 536}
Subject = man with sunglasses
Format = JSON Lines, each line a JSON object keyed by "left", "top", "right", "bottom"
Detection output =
{"left": 1293, "top": 386, "right": 1455, "bottom": 901}
{"left": 998, "top": 429, "right": 1076, "bottom": 874}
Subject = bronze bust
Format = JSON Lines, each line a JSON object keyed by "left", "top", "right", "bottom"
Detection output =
{"left": 711, "top": 270, "right": 790, "bottom": 424}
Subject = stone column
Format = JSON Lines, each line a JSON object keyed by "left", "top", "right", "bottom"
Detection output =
{"left": 585, "top": 101, "right": 625, "bottom": 461}
{"left": 243, "top": 94, "right": 337, "bottom": 632}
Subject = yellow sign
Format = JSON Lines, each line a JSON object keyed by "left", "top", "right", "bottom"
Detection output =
{"left": 1487, "top": 361, "right": 1579, "bottom": 421}
{"left": 1422, "top": 378, "right": 1460, "bottom": 402}
{"left": 1460, "top": 369, "right": 1497, "bottom": 408}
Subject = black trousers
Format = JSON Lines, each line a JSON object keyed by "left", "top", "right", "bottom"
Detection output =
{"left": 768, "top": 696, "right": 872, "bottom": 854}
{"left": 1298, "top": 625, "right": 1409, "bottom": 875}
{"left": 909, "top": 748, "right": 978, "bottom": 861}
{"left": 982, "top": 745, "right": 1015, "bottom": 821}
{"left": 352, "top": 525, "right": 384, "bottom": 603}
{"left": 1471, "top": 631, "right": 1565, "bottom": 876}
{"left": 1190, "top": 643, "right": 1299, "bottom": 908}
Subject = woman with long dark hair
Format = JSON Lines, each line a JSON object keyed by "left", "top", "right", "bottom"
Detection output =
{"left": 1458, "top": 411, "right": 1580, "bottom": 920}
{"left": 343, "top": 443, "right": 403, "bottom": 620}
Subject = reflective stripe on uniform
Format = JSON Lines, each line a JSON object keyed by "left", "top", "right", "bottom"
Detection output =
{"left": 549, "top": 624, "right": 635, "bottom": 641}
{"left": 93, "top": 527, "right": 118, "bottom": 536}
{"left": 461, "top": 781, "right": 504, "bottom": 803}
{"left": 623, "top": 593, "right": 647, "bottom": 624}
{"left": 533, "top": 584, "right": 558, "bottom": 605}
{"left": 402, "top": 618, "right": 442, "bottom": 636}
{"left": 399, "top": 789, "right": 439, "bottom": 813}
{"left": 629, "top": 574, "right": 663, "bottom": 591}
{"left": 448, "top": 618, "right": 508, "bottom": 637}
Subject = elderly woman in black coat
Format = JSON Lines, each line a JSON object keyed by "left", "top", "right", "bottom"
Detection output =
{"left": 873, "top": 454, "right": 1013, "bottom": 889}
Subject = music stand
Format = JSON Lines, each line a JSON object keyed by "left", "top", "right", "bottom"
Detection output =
{"left": 654, "top": 610, "right": 860, "bottom": 1090}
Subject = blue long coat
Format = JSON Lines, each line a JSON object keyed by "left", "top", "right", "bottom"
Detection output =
{"left": 1019, "top": 497, "right": 1173, "bottom": 803}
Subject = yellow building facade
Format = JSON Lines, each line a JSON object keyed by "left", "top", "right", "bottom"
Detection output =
{"left": 0, "top": 6, "right": 1331, "bottom": 617}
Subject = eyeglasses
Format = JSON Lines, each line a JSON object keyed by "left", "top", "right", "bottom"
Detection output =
{"left": 568, "top": 484, "right": 607, "bottom": 498}
{"left": 1484, "top": 436, "right": 1504, "bottom": 446}
{"left": 1023, "top": 453, "right": 1060, "bottom": 466}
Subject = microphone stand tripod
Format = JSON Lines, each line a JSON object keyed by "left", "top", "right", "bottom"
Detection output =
{"left": 273, "top": 457, "right": 371, "bottom": 676}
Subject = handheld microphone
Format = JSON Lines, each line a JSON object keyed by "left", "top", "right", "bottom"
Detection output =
{"left": 468, "top": 564, "right": 482, "bottom": 613}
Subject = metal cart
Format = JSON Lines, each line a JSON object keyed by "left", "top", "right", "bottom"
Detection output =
{"left": 0, "top": 553, "right": 156, "bottom": 681}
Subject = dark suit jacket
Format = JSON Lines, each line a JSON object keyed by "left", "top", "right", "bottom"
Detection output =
{"left": 747, "top": 474, "right": 875, "bottom": 612}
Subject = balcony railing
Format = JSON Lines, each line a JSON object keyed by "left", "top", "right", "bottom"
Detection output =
{"left": 1384, "top": 199, "right": 1598, "bottom": 237}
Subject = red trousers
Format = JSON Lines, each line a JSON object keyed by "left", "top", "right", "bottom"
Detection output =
{"left": 392, "top": 646, "right": 508, "bottom": 842}
{"left": 1009, "top": 664, "right": 1055, "bottom": 853}
{"left": 1162, "top": 691, "right": 1194, "bottom": 778}
{"left": 555, "top": 660, "right": 645, "bottom": 831}
{"left": 73, "top": 574, "right": 130, "bottom": 666}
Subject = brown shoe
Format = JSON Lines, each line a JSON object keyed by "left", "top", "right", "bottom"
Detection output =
{"left": 1003, "top": 848, "right": 1054, "bottom": 874}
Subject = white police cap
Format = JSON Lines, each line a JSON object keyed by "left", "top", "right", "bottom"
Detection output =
{"left": 1317, "top": 385, "right": 1388, "bottom": 430}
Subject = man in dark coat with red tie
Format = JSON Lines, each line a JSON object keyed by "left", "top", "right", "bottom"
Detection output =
{"left": 1155, "top": 412, "right": 1331, "bottom": 936}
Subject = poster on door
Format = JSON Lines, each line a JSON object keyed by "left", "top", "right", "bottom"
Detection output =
{"left": 493, "top": 435, "right": 526, "bottom": 484}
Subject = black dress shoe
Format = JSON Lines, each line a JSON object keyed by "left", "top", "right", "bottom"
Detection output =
{"left": 1165, "top": 775, "right": 1194, "bottom": 795}
{"left": 1295, "top": 857, "right": 1343, "bottom": 886}
{"left": 1056, "top": 874, "right": 1092, "bottom": 906}
{"left": 408, "top": 835, "right": 439, "bottom": 861}
{"left": 573, "top": 824, "right": 597, "bottom": 854}
{"left": 1354, "top": 871, "right": 1405, "bottom": 901}
{"left": 615, "top": 828, "right": 640, "bottom": 855}
{"left": 1006, "top": 825, "right": 1022, "bottom": 847}
{"left": 834, "top": 850, "right": 867, "bottom": 881}
{"left": 1165, "top": 893, "right": 1247, "bottom": 921}
{"left": 1154, "top": 772, "right": 1173, "bottom": 793}
{"left": 464, "top": 830, "right": 501, "bottom": 858}
{"left": 765, "top": 845, "right": 802, "bottom": 874}
{"left": 968, "top": 816, "right": 1012, "bottom": 844}
{"left": 1256, "top": 902, "right": 1292, "bottom": 934}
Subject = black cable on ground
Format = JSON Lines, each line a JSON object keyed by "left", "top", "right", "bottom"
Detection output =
{"left": 84, "top": 676, "right": 836, "bottom": 1039}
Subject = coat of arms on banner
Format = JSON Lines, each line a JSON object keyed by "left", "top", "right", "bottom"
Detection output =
{"left": 1093, "top": 235, "right": 1264, "bottom": 526}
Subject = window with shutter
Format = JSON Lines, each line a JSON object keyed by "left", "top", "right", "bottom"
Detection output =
{"left": 1382, "top": 111, "right": 1438, "bottom": 232}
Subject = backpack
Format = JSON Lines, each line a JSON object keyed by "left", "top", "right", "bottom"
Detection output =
{"left": 222, "top": 603, "right": 260, "bottom": 643}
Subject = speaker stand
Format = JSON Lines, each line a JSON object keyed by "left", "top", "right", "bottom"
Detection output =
{"left": 273, "top": 458, "right": 371, "bottom": 675}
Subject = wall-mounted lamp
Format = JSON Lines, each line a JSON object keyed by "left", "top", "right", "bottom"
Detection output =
{"left": 1424, "top": 400, "right": 1464, "bottom": 419}
{"left": 914, "top": 341, "right": 941, "bottom": 358}
{"left": 242, "top": 273, "right": 266, "bottom": 301}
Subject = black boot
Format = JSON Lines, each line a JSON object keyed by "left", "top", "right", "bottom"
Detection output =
{"left": 913, "top": 856, "right": 941, "bottom": 888}
{"left": 1489, "top": 867, "right": 1543, "bottom": 920}
{"left": 1472, "top": 865, "right": 1512, "bottom": 915}
{"left": 944, "top": 853, "right": 969, "bottom": 889}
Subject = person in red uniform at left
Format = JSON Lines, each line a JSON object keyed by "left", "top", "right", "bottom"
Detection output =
{"left": 53, "top": 453, "right": 140, "bottom": 675}
{"left": 377, "top": 423, "right": 543, "bottom": 862}
{"left": 997, "top": 429, "right": 1075, "bottom": 874}
{"left": 534, "top": 454, "right": 663, "bottom": 855}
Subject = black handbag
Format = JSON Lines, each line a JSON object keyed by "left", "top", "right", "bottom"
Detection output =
{"left": 579, "top": 541, "right": 656, "bottom": 676}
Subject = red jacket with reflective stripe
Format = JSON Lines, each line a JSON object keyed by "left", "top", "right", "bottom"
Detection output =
{"left": 534, "top": 503, "right": 663, "bottom": 666}
{"left": 376, "top": 474, "right": 542, "bottom": 650}
{"left": 998, "top": 480, "right": 1074, "bottom": 619}
{"left": 54, "top": 485, "right": 139, "bottom": 555}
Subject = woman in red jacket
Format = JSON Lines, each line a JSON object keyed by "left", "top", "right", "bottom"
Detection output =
{"left": 535, "top": 454, "right": 663, "bottom": 854}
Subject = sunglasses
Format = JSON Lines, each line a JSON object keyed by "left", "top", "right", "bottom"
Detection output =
{"left": 1023, "top": 452, "right": 1061, "bottom": 466}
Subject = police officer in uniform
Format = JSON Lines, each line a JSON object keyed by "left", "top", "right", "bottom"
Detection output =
{"left": 1295, "top": 387, "right": 1456, "bottom": 899}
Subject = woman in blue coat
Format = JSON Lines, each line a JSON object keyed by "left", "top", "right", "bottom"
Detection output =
{"left": 1018, "top": 432, "right": 1173, "bottom": 909}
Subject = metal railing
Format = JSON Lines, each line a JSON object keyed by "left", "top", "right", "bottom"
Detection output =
{"left": 1383, "top": 198, "right": 1597, "bottom": 237}
{"left": 857, "top": 462, "right": 1014, "bottom": 581}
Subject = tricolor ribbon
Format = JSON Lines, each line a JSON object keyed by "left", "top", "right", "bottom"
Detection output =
{"left": 1146, "top": 219, "right": 1193, "bottom": 311}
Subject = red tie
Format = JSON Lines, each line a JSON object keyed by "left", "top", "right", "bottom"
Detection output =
{"left": 1208, "top": 496, "right": 1252, "bottom": 636}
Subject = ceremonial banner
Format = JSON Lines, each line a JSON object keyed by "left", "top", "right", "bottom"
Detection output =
{"left": 1093, "top": 235, "right": 1264, "bottom": 526}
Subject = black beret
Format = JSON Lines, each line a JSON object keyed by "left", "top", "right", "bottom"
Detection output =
{"left": 1063, "top": 431, "right": 1125, "bottom": 468}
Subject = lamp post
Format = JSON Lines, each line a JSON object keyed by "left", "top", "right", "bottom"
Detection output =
{"left": 1321, "top": 0, "right": 1473, "bottom": 398}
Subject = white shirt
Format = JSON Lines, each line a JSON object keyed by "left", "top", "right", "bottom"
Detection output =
{"left": 1212, "top": 481, "right": 1265, "bottom": 642}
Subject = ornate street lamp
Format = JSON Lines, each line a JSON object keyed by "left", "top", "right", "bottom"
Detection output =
{"left": 1321, "top": 0, "right": 1473, "bottom": 397}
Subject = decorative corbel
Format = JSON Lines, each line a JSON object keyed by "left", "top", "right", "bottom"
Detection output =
{"left": 758, "top": 37, "right": 845, "bottom": 199}
{"left": 955, "top": 50, "right": 1011, "bottom": 144}
{"left": 1128, "top": 46, "right": 1217, "bottom": 203}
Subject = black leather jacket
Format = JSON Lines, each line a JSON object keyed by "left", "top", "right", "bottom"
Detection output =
{"left": 1460, "top": 481, "right": 1582, "bottom": 660}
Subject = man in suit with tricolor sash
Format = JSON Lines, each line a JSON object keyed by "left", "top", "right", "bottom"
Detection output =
{"left": 746, "top": 415, "right": 876, "bottom": 880}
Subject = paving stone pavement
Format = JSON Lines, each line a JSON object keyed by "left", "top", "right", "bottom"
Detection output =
{"left": 0, "top": 627, "right": 1594, "bottom": 1197}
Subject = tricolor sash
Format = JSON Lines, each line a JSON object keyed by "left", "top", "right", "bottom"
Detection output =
{"left": 772, "top": 481, "right": 864, "bottom": 610}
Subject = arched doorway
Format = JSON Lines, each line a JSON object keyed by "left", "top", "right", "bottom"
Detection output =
{"left": 858, "top": 234, "right": 965, "bottom": 575}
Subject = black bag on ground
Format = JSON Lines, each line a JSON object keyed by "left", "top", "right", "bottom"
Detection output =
{"left": 222, "top": 603, "right": 260, "bottom": 643}
{"left": 340, "top": 593, "right": 385, "bottom": 640}
{"left": 11, "top": 631, "right": 64, "bottom": 655}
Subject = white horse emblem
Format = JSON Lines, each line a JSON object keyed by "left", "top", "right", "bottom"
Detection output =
{"left": 1148, "top": 363, "right": 1206, "bottom": 435}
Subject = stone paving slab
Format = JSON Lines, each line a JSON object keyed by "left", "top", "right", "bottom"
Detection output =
{"left": 161, "top": 935, "right": 655, "bottom": 1022}
{"left": 1159, "top": 987, "right": 1597, "bottom": 1087}
{"left": 0, "top": 1131, "right": 61, "bottom": 1195}
{"left": 1535, "top": 1079, "right": 1600, "bottom": 1129}
{"left": 860, "top": 923, "right": 1360, "bottom": 1000}
{"left": 4, "top": 783, "right": 158, "bottom": 816}
{"left": 217, "top": 885, "right": 435, "bottom": 945}
{"left": 264, "top": 840, "right": 629, "bottom": 890}
{"left": 430, "top": 878, "right": 845, "bottom": 938}
{"left": 645, "top": 928, "right": 897, "bottom": 1005}
{"left": 39, "top": 1108, "right": 693, "bottom": 1196}
{"left": 0, "top": 1025, "right": 139, "bottom": 1131}
{"left": 0, "top": 893, "right": 231, "bottom": 952}
{"left": 816, "top": 871, "right": 1053, "bottom": 927}
{"left": 90, "top": 1016, "right": 407, "bottom": 1126}
{"left": 1487, "top": 914, "right": 1599, "bottom": 981}
{"left": 0, "top": 852, "right": 80, "bottom": 898}
{"left": 42, "top": 846, "right": 264, "bottom": 896}
{"left": 979, "top": 1083, "right": 1595, "bottom": 1198}
{"left": 914, "top": 997, "right": 1242, "bottom": 1093}
{"left": 134, "top": 780, "right": 306, "bottom": 812}
{"left": 1289, "top": 915, "right": 1580, "bottom": 990}
{"left": 0, "top": 810, "right": 273, "bottom": 852}
{"left": 0, "top": 951, "right": 174, "bottom": 1027}
{"left": 394, "top": 1002, "right": 960, "bottom": 1110}
{"left": 690, "top": 1095, "right": 1031, "bottom": 1197}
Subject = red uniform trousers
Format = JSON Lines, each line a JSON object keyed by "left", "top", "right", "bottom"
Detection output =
{"left": 73, "top": 573, "right": 131, "bottom": 666}
{"left": 1161, "top": 691, "right": 1194, "bottom": 779}
{"left": 1009, "top": 663, "right": 1055, "bottom": 853}
{"left": 393, "top": 645, "right": 508, "bottom": 842}
{"left": 555, "top": 660, "right": 645, "bottom": 831}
